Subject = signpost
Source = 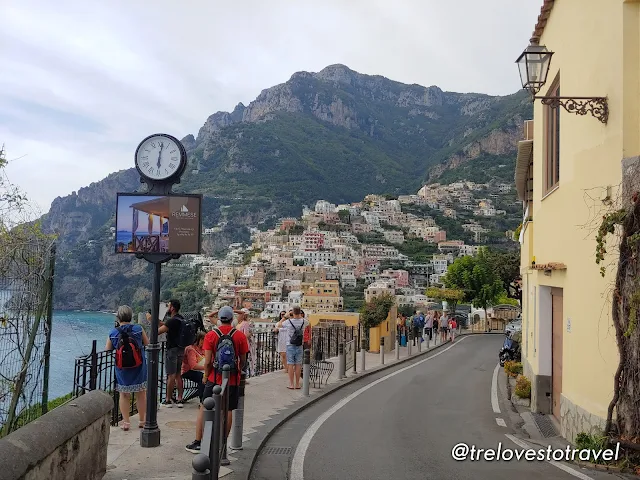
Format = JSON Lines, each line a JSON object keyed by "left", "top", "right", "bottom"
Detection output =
{"left": 345, "top": 340, "right": 355, "bottom": 373}
{"left": 114, "top": 133, "right": 202, "bottom": 448}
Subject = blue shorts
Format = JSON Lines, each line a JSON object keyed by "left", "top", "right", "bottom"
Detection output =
{"left": 286, "top": 344, "right": 303, "bottom": 365}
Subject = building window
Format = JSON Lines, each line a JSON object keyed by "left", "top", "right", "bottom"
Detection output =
{"left": 545, "top": 78, "right": 560, "bottom": 192}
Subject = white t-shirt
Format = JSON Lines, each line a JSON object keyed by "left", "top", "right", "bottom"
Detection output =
{"left": 283, "top": 317, "right": 309, "bottom": 346}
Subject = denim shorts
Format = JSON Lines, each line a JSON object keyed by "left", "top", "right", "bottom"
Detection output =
{"left": 286, "top": 344, "right": 303, "bottom": 365}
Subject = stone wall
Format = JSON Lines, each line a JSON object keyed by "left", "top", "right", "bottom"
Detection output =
{"left": 560, "top": 394, "right": 606, "bottom": 443}
{"left": 0, "top": 390, "right": 113, "bottom": 480}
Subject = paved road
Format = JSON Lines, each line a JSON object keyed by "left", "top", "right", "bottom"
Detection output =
{"left": 252, "top": 335, "right": 615, "bottom": 480}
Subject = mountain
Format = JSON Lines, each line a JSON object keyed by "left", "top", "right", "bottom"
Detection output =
{"left": 42, "top": 64, "right": 531, "bottom": 310}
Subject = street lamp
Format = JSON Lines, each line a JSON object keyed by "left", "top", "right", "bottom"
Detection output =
{"left": 516, "top": 44, "right": 608, "bottom": 124}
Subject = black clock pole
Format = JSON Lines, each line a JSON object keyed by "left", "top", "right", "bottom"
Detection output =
{"left": 132, "top": 133, "right": 188, "bottom": 449}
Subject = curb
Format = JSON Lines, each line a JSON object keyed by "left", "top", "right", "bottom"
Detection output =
{"left": 242, "top": 332, "right": 489, "bottom": 479}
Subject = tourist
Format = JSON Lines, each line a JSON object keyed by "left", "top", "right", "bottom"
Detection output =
{"left": 236, "top": 308, "right": 256, "bottom": 377}
{"left": 425, "top": 311, "right": 434, "bottom": 342}
{"left": 440, "top": 311, "right": 449, "bottom": 343}
{"left": 158, "top": 299, "right": 185, "bottom": 408}
{"left": 273, "top": 311, "right": 288, "bottom": 372}
{"left": 448, "top": 316, "right": 457, "bottom": 342}
{"left": 433, "top": 312, "right": 440, "bottom": 344}
{"left": 185, "top": 306, "right": 249, "bottom": 454}
{"left": 105, "top": 305, "right": 149, "bottom": 431}
{"left": 279, "top": 307, "right": 308, "bottom": 389}
{"left": 413, "top": 311, "right": 424, "bottom": 345}
{"left": 181, "top": 331, "right": 206, "bottom": 402}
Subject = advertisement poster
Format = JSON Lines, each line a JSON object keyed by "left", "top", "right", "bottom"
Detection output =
{"left": 115, "top": 194, "right": 202, "bottom": 254}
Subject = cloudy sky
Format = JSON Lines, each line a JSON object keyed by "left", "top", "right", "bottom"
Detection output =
{"left": 1, "top": 0, "right": 542, "bottom": 213}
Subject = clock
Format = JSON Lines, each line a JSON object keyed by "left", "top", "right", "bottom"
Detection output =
{"left": 134, "top": 133, "right": 187, "bottom": 182}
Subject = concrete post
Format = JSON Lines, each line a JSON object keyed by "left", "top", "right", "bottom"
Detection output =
{"left": 191, "top": 454, "right": 211, "bottom": 480}
{"left": 395, "top": 335, "right": 400, "bottom": 360}
{"left": 360, "top": 338, "right": 366, "bottom": 372}
{"left": 229, "top": 372, "right": 246, "bottom": 451}
{"left": 338, "top": 343, "right": 345, "bottom": 379}
{"left": 418, "top": 334, "right": 422, "bottom": 352}
{"left": 302, "top": 349, "right": 310, "bottom": 396}
{"left": 380, "top": 337, "right": 385, "bottom": 365}
{"left": 408, "top": 332, "right": 412, "bottom": 356}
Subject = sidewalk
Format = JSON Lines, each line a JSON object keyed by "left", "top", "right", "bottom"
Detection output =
{"left": 104, "top": 334, "right": 453, "bottom": 480}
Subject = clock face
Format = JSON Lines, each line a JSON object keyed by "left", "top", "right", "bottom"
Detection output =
{"left": 135, "top": 134, "right": 183, "bottom": 181}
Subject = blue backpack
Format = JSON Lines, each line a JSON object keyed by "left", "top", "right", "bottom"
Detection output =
{"left": 212, "top": 327, "right": 238, "bottom": 374}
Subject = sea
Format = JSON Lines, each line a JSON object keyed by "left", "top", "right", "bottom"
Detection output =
{"left": 48, "top": 310, "right": 116, "bottom": 399}
{"left": 116, "top": 231, "right": 132, "bottom": 244}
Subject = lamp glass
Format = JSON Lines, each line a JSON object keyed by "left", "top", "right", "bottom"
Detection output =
{"left": 516, "top": 45, "right": 553, "bottom": 95}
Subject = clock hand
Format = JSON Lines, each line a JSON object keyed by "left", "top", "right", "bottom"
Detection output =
{"left": 157, "top": 143, "right": 163, "bottom": 168}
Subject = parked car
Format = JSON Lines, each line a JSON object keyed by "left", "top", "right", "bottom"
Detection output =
{"left": 504, "top": 318, "right": 522, "bottom": 335}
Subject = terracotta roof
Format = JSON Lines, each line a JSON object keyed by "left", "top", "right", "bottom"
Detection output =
{"left": 530, "top": 0, "right": 556, "bottom": 44}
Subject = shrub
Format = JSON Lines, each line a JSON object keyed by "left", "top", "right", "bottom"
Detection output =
{"left": 504, "top": 361, "right": 523, "bottom": 377}
{"left": 575, "top": 431, "right": 608, "bottom": 464}
{"left": 515, "top": 375, "right": 531, "bottom": 399}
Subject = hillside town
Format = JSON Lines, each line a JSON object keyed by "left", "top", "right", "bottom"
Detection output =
{"left": 188, "top": 180, "right": 518, "bottom": 324}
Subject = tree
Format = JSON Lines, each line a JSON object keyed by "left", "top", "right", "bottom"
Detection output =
{"left": 486, "top": 249, "right": 522, "bottom": 303}
{"left": 338, "top": 209, "right": 351, "bottom": 224}
{"left": 359, "top": 293, "right": 395, "bottom": 330}
{"left": 426, "top": 287, "right": 465, "bottom": 313}
{"left": 443, "top": 249, "right": 504, "bottom": 318}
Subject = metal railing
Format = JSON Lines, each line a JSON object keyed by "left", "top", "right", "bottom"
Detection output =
{"left": 192, "top": 365, "right": 232, "bottom": 480}
{"left": 73, "top": 339, "right": 200, "bottom": 425}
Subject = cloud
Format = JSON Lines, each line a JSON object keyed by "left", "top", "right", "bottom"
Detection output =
{"left": 1, "top": 0, "right": 542, "bottom": 212}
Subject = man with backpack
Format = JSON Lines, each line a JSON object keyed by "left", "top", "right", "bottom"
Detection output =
{"left": 185, "top": 306, "right": 249, "bottom": 454}
{"left": 279, "top": 306, "right": 308, "bottom": 390}
{"left": 412, "top": 311, "right": 425, "bottom": 346}
{"left": 157, "top": 299, "right": 192, "bottom": 408}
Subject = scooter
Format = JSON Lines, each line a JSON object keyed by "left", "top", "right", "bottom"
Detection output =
{"left": 499, "top": 332, "right": 520, "bottom": 366}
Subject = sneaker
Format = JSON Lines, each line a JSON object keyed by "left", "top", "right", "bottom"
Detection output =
{"left": 185, "top": 440, "right": 201, "bottom": 453}
{"left": 161, "top": 400, "right": 173, "bottom": 408}
{"left": 176, "top": 399, "right": 184, "bottom": 408}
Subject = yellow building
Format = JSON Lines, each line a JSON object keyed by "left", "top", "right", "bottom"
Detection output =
{"left": 301, "top": 280, "right": 344, "bottom": 313}
{"left": 514, "top": 0, "right": 632, "bottom": 442}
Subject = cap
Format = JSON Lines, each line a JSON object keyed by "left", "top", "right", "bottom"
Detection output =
{"left": 218, "top": 306, "right": 234, "bottom": 321}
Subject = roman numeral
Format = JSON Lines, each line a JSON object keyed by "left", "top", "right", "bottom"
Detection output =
{"left": 151, "top": 142, "right": 156, "bottom": 148}
{"left": 165, "top": 169, "right": 169, "bottom": 174}
{"left": 156, "top": 169, "right": 161, "bottom": 176}
{"left": 171, "top": 156, "right": 178, "bottom": 161}
{"left": 169, "top": 163, "right": 175, "bottom": 169}
{"left": 147, "top": 167, "right": 153, "bottom": 173}
{"left": 142, "top": 156, "right": 148, "bottom": 160}
{"left": 142, "top": 161, "right": 149, "bottom": 167}
{"left": 170, "top": 149, "right": 176, "bottom": 153}
{"left": 144, "top": 149, "right": 150, "bottom": 153}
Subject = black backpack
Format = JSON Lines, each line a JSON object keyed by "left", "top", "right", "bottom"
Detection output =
{"left": 176, "top": 314, "right": 198, "bottom": 348}
{"left": 289, "top": 320, "right": 303, "bottom": 346}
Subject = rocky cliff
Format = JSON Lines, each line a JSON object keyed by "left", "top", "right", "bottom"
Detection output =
{"left": 43, "top": 64, "right": 531, "bottom": 310}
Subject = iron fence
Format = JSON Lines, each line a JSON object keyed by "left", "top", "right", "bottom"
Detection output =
{"left": 73, "top": 323, "right": 362, "bottom": 425}
{"left": 74, "top": 339, "right": 200, "bottom": 426}
{"left": 0, "top": 241, "right": 55, "bottom": 437}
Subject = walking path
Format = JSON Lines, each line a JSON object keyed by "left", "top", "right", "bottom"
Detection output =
{"left": 104, "top": 334, "right": 452, "bottom": 480}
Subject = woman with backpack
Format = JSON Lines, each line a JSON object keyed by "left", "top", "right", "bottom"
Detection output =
{"left": 105, "top": 305, "right": 149, "bottom": 431}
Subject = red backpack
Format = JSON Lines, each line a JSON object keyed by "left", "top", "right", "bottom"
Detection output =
{"left": 115, "top": 326, "right": 143, "bottom": 369}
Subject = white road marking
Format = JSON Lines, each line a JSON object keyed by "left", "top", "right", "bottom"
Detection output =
{"left": 496, "top": 418, "right": 506, "bottom": 427}
{"left": 289, "top": 336, "right": 471, "bottom": 480}
{"left": 505, "top": 434, "right": 594, "bottom": 480}
{"left": 491, "top": 363, "right": 501, "bottom": 414}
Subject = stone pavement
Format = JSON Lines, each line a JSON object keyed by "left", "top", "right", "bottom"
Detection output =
{"left": 103, "top": 334, "right": 452, "bottom": 480}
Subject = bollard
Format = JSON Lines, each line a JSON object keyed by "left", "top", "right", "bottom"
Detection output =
{"left": 229, "top": 372, "right": 246, "bottom": 451}
{"left": 302, "top": 349, "right": 310, "bottom": 396}
{"left": 360, "top": 338, "right": 366, "bottom": 372}
{"left": 379, "top": 337, "right": 385, "bottom": 365}
{"left": 408, "top": 332, "right": 412, "bottom": 356}
{"left": 338, "top": 343, "right": 345, "bottom": 379}
{"left": 395, "top": 335, "right": 400, "bottom": 360}
{"left": 220, "top": 367, "right": 230, "bottom": 467}
{"left": 192, "top": 453, "right": 211, "bottom": 480}
{"left": 202, "top": 390, "right": 221, "bottom": 478}
{"left": 418, "top": 333, "right": 422, "bottom": 352}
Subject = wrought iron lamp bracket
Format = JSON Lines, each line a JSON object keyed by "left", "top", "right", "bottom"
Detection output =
{"left": 533, "top": 96, "right": 608, "bottom": 125}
